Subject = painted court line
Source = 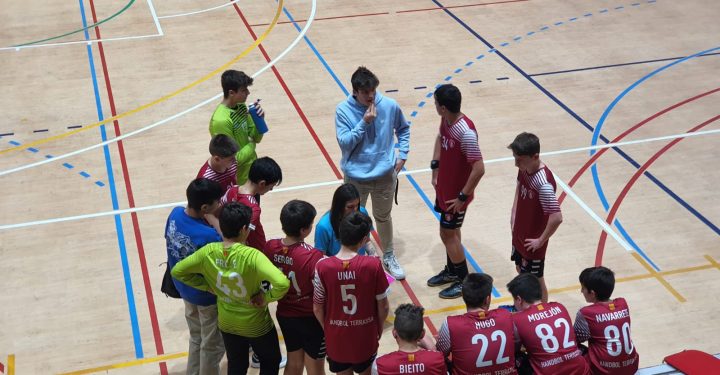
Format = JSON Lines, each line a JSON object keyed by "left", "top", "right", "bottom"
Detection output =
{"left": 0, "top": 33, "right": 162, "bottom": 52}
{"left": 158, "top": 0, "right": 242, "bottom": 19}
{"left": 0, "top": 0, "right": 315, "bottom": 175}
{"left": 3, "top": 128, "right": 717, "bottom": 230}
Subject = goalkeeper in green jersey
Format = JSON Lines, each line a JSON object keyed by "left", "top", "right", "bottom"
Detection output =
{"left": 173, "top": 202, "right": 290, "bottom": 374}
{"left": 209, "top": 70, "right": 265, "bottom": 185}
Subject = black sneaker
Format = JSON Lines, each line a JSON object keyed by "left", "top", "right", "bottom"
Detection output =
{"left": 439, "top": 281, "right": 463, "bottom": 299}
{"left": 427, "top": 266, "right": 459, "bottom": 287}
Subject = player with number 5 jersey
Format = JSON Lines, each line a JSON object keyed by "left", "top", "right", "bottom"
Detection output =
{"left": 314, "top": 211, "right": 390, "bottom": 374}
{"left": 574, "top": 267, "right": 639, "bottom": 375}
{"left": 507, "top": 274, "right": 590, "bottom": 375}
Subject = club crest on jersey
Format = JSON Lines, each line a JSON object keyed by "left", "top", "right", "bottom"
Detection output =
{"left": 342, "top": 261, "right": 350, "bottom": 270}
{"left": 282, "top": 246, "right": 289, "bottom": 254}
{"left": 408, "top": 354, "right": 415, "bottom": 362}
{"left": 441, "top": 135, "right": 455, "bottom": 150}
{"left": 609, "top": 303, "right": 615, "bottom": 311}
{"left": 520, "top": 184, "right": 534, "bottom": 200}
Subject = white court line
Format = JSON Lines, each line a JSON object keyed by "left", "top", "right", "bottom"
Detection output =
{"left": 553, "top": 173, "right": 634, "bottom": 252}
{"left": 158, "top": 0, "right": 242, "bottom": 19}
{"left": 0, "top": 0, "right": 318, "bottom": 177}
{"left": 0, "top": 33, "right": 162, "bottom": 52}
{"left": 146, "top": 0, "right": 164, "bottom": 35}
{"left": 2, "top": 128, "right": 718, "bottom": 230}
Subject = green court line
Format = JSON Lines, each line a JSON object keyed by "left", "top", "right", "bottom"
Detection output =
{"left": 13, "top": 0, "right": 136, "bottom": 47}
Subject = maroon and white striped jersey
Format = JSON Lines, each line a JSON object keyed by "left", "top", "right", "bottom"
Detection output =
{"left": 264, "top": 239, "right": 324, "bottom": 317}
{"left": 435, "top": 115, "right": 483, "bottom": 211}
{"left": 512, "top": 165, "right": 560, "bottom": 260}
{"left": 197, "top": 160, "right": 237, "bottom": 192}
{"left": 574, "top": 298, "right": 639, "bottom": 375}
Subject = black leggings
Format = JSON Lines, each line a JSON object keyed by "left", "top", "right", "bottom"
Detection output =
{"left": 221, "top": 326, "right": 281, "bottom": 375}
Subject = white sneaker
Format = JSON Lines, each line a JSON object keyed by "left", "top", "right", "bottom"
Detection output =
{"left": 382, "top": 253, "right": 406, "bottom": 280}
{"left": 250, "top": 353, "right": 287, "bottom": 369}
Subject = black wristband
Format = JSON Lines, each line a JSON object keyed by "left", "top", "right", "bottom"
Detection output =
{"left": 430, "top": 160, "right": 440, "bottom": 170}
{"left": 458, "top": 192, "right": 468, "bottom": 202}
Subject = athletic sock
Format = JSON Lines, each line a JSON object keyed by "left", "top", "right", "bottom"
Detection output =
{"left": 453, "top": 259, "right": 469, "bottom": 282}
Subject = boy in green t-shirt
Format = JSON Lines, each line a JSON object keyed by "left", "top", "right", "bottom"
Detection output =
{"left": 209, "top": 70, "right": 265, "bottom": 185}
{"left": 173, "top": 202, "right": 289, "bottom": 374}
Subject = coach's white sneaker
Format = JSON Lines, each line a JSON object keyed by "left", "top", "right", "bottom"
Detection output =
{"left": 383, "top": 253, "right": 406, "bottom": 280}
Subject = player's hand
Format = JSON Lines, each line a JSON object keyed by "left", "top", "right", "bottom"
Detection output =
{"left": 363, "top": 103, "right": 377, "bottom": 124}
{"left": 524, "top": 238, "right": 544, "bottom": 252}
{"left": 250, "top": 292, "right": 266, "bottom": 307}
{"left": 254, "top": 101, "right": 265, "bottom": 117}
{"left": 394, "top": 159, "right": 406, "bottom": 173}
{"left": 445, "top": 198, "right": 465, "bottom": 214}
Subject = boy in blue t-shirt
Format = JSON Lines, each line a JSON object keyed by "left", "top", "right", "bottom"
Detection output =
{"left": 165, "top": 178, "right": 225, "bottom": 375}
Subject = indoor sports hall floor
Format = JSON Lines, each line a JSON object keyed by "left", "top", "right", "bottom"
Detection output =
{"left": 1, "top": 0, "right": 718, "bottom": 373}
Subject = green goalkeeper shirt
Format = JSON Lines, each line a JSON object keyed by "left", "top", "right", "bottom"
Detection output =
{"left": 172, "top": 242, "right": 289, "bottom": 337}
{"left": 209, "top": 103, "right": 263, "bottom": 184}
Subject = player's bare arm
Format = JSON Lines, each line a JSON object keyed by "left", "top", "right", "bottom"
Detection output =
{"left": 431, "top": 134, "right": 441, "bottom": 188}
{"left": 377, "top": 297, "right": 390, "bottom": 337}
{"left": 313, "top": 303, "right": 325, "bottom": 330}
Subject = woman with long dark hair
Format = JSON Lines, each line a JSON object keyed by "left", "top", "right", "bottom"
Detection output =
{"left": 314, "top": 183, "right": 376, "bottom": 256}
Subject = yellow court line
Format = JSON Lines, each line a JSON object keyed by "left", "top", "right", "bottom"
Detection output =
{"left": 631, "top": 252, "right": 686, "bottom": 302}
{"left": 7, "top": 354, "right": 14, "bottom": 375}
{"left": 705, "top": 254, "right": 720, "bottom": 270}
{"left": 0, "top": 0, "right": 284, "bottom": 156}
{"left": 58, "top": 352, "right": 188, "bottom": 375}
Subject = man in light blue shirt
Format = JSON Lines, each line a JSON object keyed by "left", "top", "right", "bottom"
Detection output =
{"left": 335, "top": 66, "right": 410, "bottom": 279}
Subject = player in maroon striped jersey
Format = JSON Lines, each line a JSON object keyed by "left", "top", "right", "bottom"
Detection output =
{"left": 373, "top": 304, "right": 446, "bottom": 375}
{"left": 197, "top": 134, "right": 239, "bottom": 193}
{"left": 508, "top": 132, "right": 562, "bottom": 303}
{"left": 222, "top": 156, "right": 282, "bottom": 252}
{"left": 574, "top": 267, "right": 639, "bottom": 374}
{"left": 508, "top": 274, "right": 590, "bottom": 375}
{"left": 313, "top": 211, "right": 390, "bottom": 374}
{"left": 437, "top": 273, "right": 517, "bottom": 375}
{"left": 265, "top": 200, "right": 326, "bottom": 375}
{"left": 427, "top": 84, "right": 486, "bottom": 299}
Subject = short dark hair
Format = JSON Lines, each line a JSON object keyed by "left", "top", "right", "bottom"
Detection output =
{"left": 209, "top": 134, "right": 239, "bottom": 158}
{"left": 330, "top": 183, "right": 361, "bottom": 239}
{"left": 219, "top": 202, "right": 252, "bottom": 239}
{"left": 508, "top": 132, "right": 540, "bottom": 156}
{"left": 221, "top": 70, "right": 253, "bottom": 98}
{"left": 507, "top": 273, "right": 542, "bottom": 303}
{"left": 434, "top": 84, "right": 462, "bottom": 113}
{"left": 351, "top": 66, "right": 379, "bottom": 92}
{"left": 248, "top": 156, "right": 282, "bottom": 185}
{"left": 394, "top": 304, "right": 425, "bottom": 342}
{"left": 579, "top": 266, "right": 615, "bottom": 301}
{"left": 280, "top": 200, "right": 317, "bottom": 237}
{"left": 186, "top": 178, "right": 224, "bottom": 211}
{"left": 339, "top": 211, "right": 372, "bottom": 247}
{"left": 462, "top": 273, "right": 494, "bottom": 309}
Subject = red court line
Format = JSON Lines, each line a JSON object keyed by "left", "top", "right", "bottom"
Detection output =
{"left": 233, "top": 3, "right": 342, "bottom": 180}
{"left": 88, "top": 2, "right": 168, "bottom": 374}
{"left": 558, "top": 87, "right": 720, "bottom": 206}
{"left": 235, "top": 3, "right": 438, "bottom": 335}
{"left": 249, "top": 0, "right": 528, "bottom": 27}
{"left": 596, "top": 114, "right": 720, "bottom": 264}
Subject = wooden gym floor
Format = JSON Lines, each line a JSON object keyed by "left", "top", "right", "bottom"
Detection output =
{"left": 0, "top": 0, "right": 718, "bottom": 373}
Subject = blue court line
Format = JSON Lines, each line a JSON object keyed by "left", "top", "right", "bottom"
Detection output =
{"left": 431, "top": 0, "right": 668, "bottom": 270}
{"left": 3, "top": 139, "right": 104, "bottom": 186}
{"left": 78, "top": 0, "right": 143, "bottom": 358}
{"left": 590, "top": 45, "right": 720, "bottom": 239}
{"left": 529, "top": 52, "right": 720, "bottom": 77}
{"left": 279, "top": 1, "right": 501, "bottom": 297}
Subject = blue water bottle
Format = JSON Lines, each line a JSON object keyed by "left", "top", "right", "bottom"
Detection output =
{"left": 249, "top": 99, "right": 268, "bottom": 134}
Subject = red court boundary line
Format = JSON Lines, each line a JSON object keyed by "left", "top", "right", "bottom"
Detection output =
{"left": 88, "top": 2, "right": 168, "bottom": 374}
{"left": 558, "top": 87, "right": 720, "bottom": 205}
{"left": 249, "top": 0, "right": 528, "bottom": 27}
{"left": 596, "top": 114, "right": 720, "bottom": 264}
{"left": 233, "top": 3, "right": 342, "bottom": 180}
{"left": 234, "top": 3, "right": 438, "bottom": 335}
